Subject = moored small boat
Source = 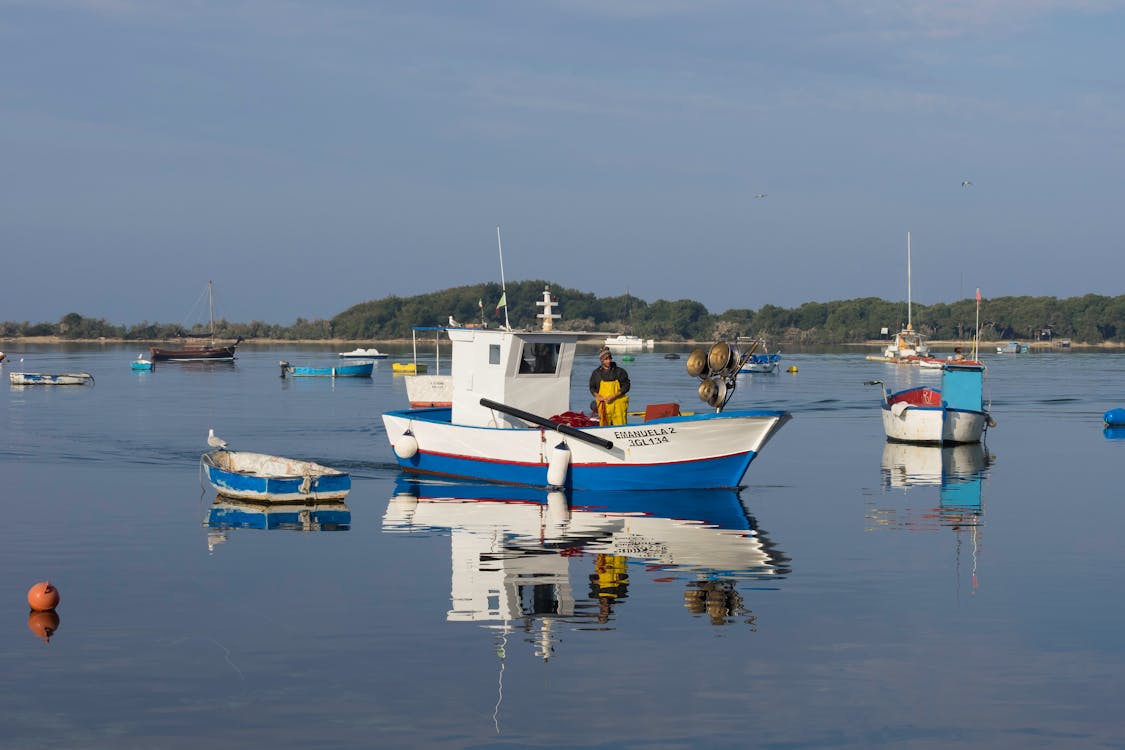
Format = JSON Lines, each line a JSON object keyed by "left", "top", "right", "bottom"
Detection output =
{"left": 868, "top": 362, "right": 993, "bottom": 445}
{"left": 9, "top": 371, "right": 94, "bottom": 385}
{"left": 279, "top": 360, "right": 374, "bottom": 378}
{"left": 339, "top": 348, "right": 387, "bottom": 359}
{"left": 392, "top": 361, "right": 428, "bottom": 374}
{"left": 130, "top": 354, "right": 154, "bottom": 372}
{"left": 201, "top": 449, "right": 351, "bottom": 501}
{"left": 150, "top": 282, "right": 241, "bottom": 362}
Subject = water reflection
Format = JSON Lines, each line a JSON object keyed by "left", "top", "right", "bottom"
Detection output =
{"left": 203, "top": 496, "right": 351, "bottom": 551}
{"left": 384, "top": 477, "right": 789, "bottom": 659}
{"left": 871, "top": 442, "right": 992, "bottom": 592}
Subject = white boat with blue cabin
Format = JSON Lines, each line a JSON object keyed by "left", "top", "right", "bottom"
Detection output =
{"left": 868, "top": 362, "right": 993, "bottom": 445}
{"left": 382, "top": 287, "right": 791, "bottom": 491}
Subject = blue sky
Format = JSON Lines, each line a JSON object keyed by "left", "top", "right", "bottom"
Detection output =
{"left": 2, "top": 1, "right": 1123, "bottom": 326}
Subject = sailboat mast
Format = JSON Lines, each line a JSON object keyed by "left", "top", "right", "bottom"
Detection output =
{"left": 906, "top": 232, "right": 912, "bottom": 329}
{"left": 208, "top": 279, "right": 215, "bottom": 344}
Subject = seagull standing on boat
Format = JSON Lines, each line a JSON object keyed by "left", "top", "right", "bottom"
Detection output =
{"left": 449, "top": 315, "right": 460, "bottom": 327}
{"left": 207, "top": 428, "right": 228, "bottom": 450}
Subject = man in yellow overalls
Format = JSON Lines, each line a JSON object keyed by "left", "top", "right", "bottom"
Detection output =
{"left": 589, "top": 346, "right": 630, "bottom": 425}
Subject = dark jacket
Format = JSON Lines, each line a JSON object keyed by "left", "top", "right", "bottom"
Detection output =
{"left": 589, "top": 362, "right": 631, "bottom": 397}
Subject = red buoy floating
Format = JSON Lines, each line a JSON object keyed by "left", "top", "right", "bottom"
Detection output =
{"left": 27, "top": 581, "right": 60, "bottom": 611}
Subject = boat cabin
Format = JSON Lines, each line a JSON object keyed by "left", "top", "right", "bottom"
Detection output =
{"left": 448, "top": 287, "right": 579, "bottom": 428}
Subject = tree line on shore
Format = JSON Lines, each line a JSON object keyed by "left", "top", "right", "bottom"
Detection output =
{"left": 4, "top": 282, "right": 1123, "bottom": 344}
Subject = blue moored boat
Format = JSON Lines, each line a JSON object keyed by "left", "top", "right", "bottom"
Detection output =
{"left": 201, "top": 449, "right": 351, "bottom": 501}
{"left": 1104, "top": 408, "right": 1125, "bottom": 426}
{"left": 279, "top": 360, "right": 374, "bottom": 378}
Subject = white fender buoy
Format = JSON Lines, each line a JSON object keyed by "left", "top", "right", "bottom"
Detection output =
{"left": 547, "top": 440, "right": 571, "bottom": 487}
{"left": 394, "top": 429, "right": 419, "bottom": 459}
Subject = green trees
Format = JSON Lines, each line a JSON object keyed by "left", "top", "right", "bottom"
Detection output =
{"left": 4, "top": 290, "right": 1125, "bottom": 343}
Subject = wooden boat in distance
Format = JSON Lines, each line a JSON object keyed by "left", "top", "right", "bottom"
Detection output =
{"left": 279, "top": 360, "right": 374, "bottom": 378}
{"left": 10, "top": 371, "right": 94, "bottom": 385}
{"left": 201, "top": 449, "right": 351, "bottom": 502}
{"left": 151, "top": 281, "right": 241, "bottom": 362}
{"left": 339, "top": 347, "right": 387, "bottom": 359}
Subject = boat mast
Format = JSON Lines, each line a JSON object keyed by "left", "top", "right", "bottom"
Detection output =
{"left": 496, "top": 226, "right": 511, "bottom": 331}
{"left": 208, "top": 280, "right": 215, "bottom": 345}
{"left": 906, "top": 232, "right": 912, "bottom": 331}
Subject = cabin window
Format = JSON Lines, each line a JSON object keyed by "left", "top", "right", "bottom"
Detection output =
{"left": 518, "top": 342, "right": 560, "bottom": 374}
{"left": 489, "top": 344, "right": 501, "bottom": 365}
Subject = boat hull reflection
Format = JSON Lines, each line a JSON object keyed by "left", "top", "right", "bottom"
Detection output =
{"left": 384, "top": 477, "right": 789, "bottom": 648}
{"left": 206, "top": 497, "right": 351, "bottom": 531}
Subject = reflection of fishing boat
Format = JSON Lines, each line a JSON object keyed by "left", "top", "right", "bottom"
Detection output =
{"left": 339, "top": 347, "right": 387, "bottom": 359}
{"left": 382, "top": 287, "right": 790, "bottom": 490}
{"left": 205, "top": 498, "right": 351, "bottom": 531}
{"left": 869, "top": 363, "right": 993, "bottom": 444}
{"left": 201, "top": 449, "right": 351, "bottom": 501}
{"left": 404, "top": 326, "right": 452, "bottom": 407}
{"left": 9, "top": 371, "right": 94, "bottom": 385}
{"left": 278, "top": 361, "right": 373, "bottom": 378}
{"left": 384, "top": 477, "right": 787, "bottom": 646}
{"left": 881, "top": 441, "right": 986, "bottom": 489}
{"left": 150, "top": 281, "right": 241, "bottom": 362}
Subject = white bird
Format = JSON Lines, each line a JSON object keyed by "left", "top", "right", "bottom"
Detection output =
{"left": 962, "top": 180, "right": 973, "bottom": 187}
{"left": 207, "top": 428, "right": 228, "bottom": 450}
{"left": 448, "top": 315, "right": 460, "bottom": 326}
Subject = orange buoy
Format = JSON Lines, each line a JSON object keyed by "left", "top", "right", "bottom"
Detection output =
{"left": 27, "top": 581, "right": 60, "bottom": 611}
{"left": 27, "top": 611, "right": 60, "bottom": 643}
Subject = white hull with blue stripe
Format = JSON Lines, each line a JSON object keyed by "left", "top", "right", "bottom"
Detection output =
{"left": 201, "top": 449, "right": 351, "bottom": 501}
{"left": 874, "top": 363, "right": 992, "bottom": 445}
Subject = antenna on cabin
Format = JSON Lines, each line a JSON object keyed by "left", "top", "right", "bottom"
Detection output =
{"left": 536, "top": 285, "right": 560, "bottom": 331}
{"left": 496, "top": 226, "right": 511, "bottom": 331}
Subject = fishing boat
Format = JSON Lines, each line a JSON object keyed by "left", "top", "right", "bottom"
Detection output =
{"left": 392, "top": 362, "right": 428, "bottom": 374}
{"left": 278, "top": 360, "right": 374, "bottom": 378}
{"left": 9, "top": 371, "right": 94, "bottom": 385}
{"left": 996, "top": 341, "right": 1028, "bottom": 354}
{"left": 201, "top": 449, "right": 351, "bottom": 502}
{"left": 339, "top": 347, "right": 387, "bottom": 359}
{"left": 867, "top": 362, "right": 994, "bottom": 444}
{"left": 382, "top": 286, "right": 791, "bottom": 491}
{"left": 404, "top": 326, "right": 453, "bottom": 407}
{"left": 867, "top": 232, "right": 931, "bottom": 364}
{"left": 604, "top": 334, "right": 654, "bottom": 351}
{"left": 150, "top": 281, "right": 241, "bottom": 362}
{"left": 738, "top": 341, "right": 781, "bottom": 374}
{"left": 130, "top": 354, "right": 154, "bottom": 372}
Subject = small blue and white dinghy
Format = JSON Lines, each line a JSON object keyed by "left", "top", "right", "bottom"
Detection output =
{"left": 130, "top": 354, "right": 154, "bottom": 372}
{"left": 278, "top": 360, "right": 374, "bottom": 378}
{"left": 201, "top": 444, "right": 351, "bottom": 502}
{"left": 9, "top": 371, "right": 94, "bottom": 385}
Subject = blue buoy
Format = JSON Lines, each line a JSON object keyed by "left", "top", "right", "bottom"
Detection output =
{"left": 1104, "top": 408, "right": 1125, "bottom": 426}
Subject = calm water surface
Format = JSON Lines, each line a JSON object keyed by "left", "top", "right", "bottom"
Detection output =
{"left": 2, "top": 343, "right": 1124, "bottom": 749}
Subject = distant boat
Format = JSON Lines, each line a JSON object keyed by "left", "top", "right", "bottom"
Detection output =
{"left": 996, "top": 341, "right": 1028, "bottom": 354}
{"left": 867, "top": 232, "right": 931, "bottom": 364}
{"left": 151, "top": 281, "right": 241, "bottom": 362}
{"left": 868, "top": 363, "right": 993, "bottom": 445}
{"left": 201, "top": 449, "right": 351, "bottom": 502}
{"left": 279, "top": 360, "right": 374, "bottom": 378}
{"left": 392, "top": 362, "right": 428, "bottom": 374}
{"left": 739, "top": 342, "right": 781, "bottom": 374}
{"left": 130, "top": 354, "right": 154, "bottom": 372}
{"left": 404, "top": 326, "right": 452, "bottom": 407}
{"left": 604, "top": 334, "right": 654, "bottom": 350}
{"left": 9, "top": 371, "right": 94, "bottom": 385}
{"left": 339, "top": 348, "right": 387, "bottom": 359}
